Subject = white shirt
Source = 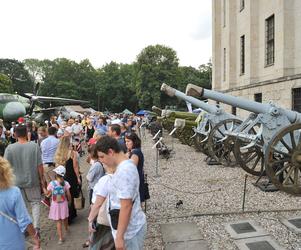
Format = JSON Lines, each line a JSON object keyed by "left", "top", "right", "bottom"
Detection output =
{"left": 108, "top": 160, "right": 146, "bottom": 240}
{"left": 71, "top": 123, "right": 83, "bottom": 135}
{"left": 65, "top": 126, "right": 72, "bottom": 134}
{"left": 92, "top": 174, "right": 112, "bottom": 204}
{"left": 10, "top": 127, "right": 15, "bottom": 138}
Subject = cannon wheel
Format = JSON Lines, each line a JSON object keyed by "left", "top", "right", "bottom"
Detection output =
{"left": 176, "top": 128, "right": 194, "bottom": 146}
{"left": 162, "top": 120, "right": 173, "bottom": 133}
{"left": 233, "top": 126, "right": 265, "bottom": 176}
{"left": 265, "top": 123, "right": 301, "bottom": 196}
{"left": 207, "top": 118, "right": 242, "bottom": 167}
{"left": 193, "top": 133, "right": 210, "bottom": 156}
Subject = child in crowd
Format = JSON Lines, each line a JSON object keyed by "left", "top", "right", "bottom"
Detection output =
{"left": 43, "top": 165, "right": 71, "bottom": 245}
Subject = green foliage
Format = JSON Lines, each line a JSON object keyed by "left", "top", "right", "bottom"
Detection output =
{"left": 96, "top": 62, "right": 138, "bottom": 112}
{"left": 0, "top": 73, "right": 13, "bottom": 93}
{"left": 2, "top": 45, "right": 212, "bottom": 112}
{"left": 23, "top": 58, "right": 45, "bottom": 85}
{"left": 136, "top": 45, "right": 179, "bottom": 109}
{"left": 0, "top": 59, "right": 34, "bottom": 93}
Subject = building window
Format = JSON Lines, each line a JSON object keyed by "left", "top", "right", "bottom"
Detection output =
{"left": 265, "top": 15, "right": 275, "bottom": 66}
{"left": 223, "top": 0, "right": 226, "bottom": 27}
{"left": 254, "top": 93, "right": 262, "bottom": 103}
{"left": 240, "top": 0, "right": 245, "bottom": 11}
{"left": 240, "top": 35, "right": 245, "bottom": 75}
{"left": 292, "top": 88, "right": 301, "bottom": 112}
{"left": 232, "top": 106, "right": 237, "bottom": 115}
{"left": 223, "top": 48, "right": 226, "bottom": 81}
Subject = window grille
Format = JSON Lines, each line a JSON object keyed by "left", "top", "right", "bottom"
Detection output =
{"left": 223, "top": 0, "right": 226, "bottom": 27}
{"left": 254, "top": 93, "right": 262, "bottom": 103}
{"left": 240, "top": 35, "right": 245, "bottom": 75}
{"left": 232, "top": 106, "right": 237, "bottom": 115}
{"left": 223, "top": 48, "right": 226, "bottom": 81}
{"left": 265, "top": 15, "right": 275, "bottom": 66}
{"left": 292, "top": 88, "right": 301, "bottom": 112}
{"left": 240, "top": 0, "right": 245, "bottom": 11}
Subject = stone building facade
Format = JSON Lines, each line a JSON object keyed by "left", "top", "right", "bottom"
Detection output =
{"left": 212, "top": 0, "right": 301, "bottom": 118}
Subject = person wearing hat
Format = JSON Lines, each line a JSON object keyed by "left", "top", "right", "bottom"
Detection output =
{"left": 43, "top": 165, "right": 71, "bottom": 245}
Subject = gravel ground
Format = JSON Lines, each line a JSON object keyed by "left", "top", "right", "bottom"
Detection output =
{"left": 141, "top": 129, "right": 301, "bottom": 250}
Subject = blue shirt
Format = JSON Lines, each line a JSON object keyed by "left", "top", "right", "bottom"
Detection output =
{"left": 40, "top": 135, "right": 59, "bottom": 164}
{"left": 0, "top": 187, "right": 32, "bottom": 250}
{"left": 86, "top": 161, "right": 105, "bottom": 189}
{"left": 95, "top": 124, "right": 107, "bottom": 135}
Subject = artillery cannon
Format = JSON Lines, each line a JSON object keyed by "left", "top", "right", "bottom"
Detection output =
{"left": 186, "top": 84, "right": 301, "bottom": 195}
{"left": 152, "top": 106, "right": 163, "bottom": 116}
{"left": 152, "top": 105, "right": 198, "bottom": 135}
{"left": 171, "top": 118, "right": 198, "bottom": 146}
{"left": 161, "top": 83, "right": 242, "bottom": 166}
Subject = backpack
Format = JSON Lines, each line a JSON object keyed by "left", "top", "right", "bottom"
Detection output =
{"left": 51, "top": 181, "right": 66, "bottom": 203}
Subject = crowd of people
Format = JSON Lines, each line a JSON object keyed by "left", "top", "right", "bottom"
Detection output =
{"left": 0, "top": 112, "right": 149, "bottom": 250}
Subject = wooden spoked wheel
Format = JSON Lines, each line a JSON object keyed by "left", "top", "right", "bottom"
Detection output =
{"left": 207, "top": 119, "right": 242, "bottom": 167}
{"left": 265, "top": 123, "right": 301, "bottom": 196}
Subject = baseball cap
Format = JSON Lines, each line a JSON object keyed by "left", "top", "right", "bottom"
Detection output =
{"left": 53, "top": 165, "right": 66, "bottom": 177}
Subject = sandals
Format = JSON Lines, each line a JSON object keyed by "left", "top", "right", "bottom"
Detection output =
{"left": 82, "top": 240, "right": 90, "bottom": 248}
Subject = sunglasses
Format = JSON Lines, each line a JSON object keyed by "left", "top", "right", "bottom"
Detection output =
{"left": 15, "top": 123, "right": 26, "bottom": 127}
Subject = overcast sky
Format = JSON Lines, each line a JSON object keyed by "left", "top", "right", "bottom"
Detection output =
{"left": 0, "top": 0, "right": 212, "bottom": 69}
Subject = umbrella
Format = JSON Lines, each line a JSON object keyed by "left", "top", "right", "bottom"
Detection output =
{"left": 136, "top": 110, "right": 147, "bottom": 115}
{"left": 122, "top": 109, "right": 133, "bottom": 115}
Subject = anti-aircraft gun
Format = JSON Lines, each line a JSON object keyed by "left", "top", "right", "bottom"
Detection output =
{"left": 186, "top": 84, "right": 301, "bottom": 195}
{"left": 161, "top": 83, "right": 242, "bottom": 166}
{"left": 152, "top": 106, "right": 199, "bottom": 146}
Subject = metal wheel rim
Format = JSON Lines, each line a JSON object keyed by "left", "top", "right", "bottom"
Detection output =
{"left": 265, "top": 123, "right": 301, "bottom": 196}
{"left": 193, "top": 133, "right": 210, "bottom": 156}
{"left": 207, "top": 118, "right": 242, "bottom": 167}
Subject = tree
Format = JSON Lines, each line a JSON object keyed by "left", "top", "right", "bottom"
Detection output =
{"left": 136, "top": 45, "right": 179, "bottom": 109}
{"left": 96, "top": 62, "right": 138, "bottom": 112}
{"left": 73, "top": 59, "right": 98, "bottom": 108}
{"left": 23, "top": 59, "right": 45, "bottom": 86}
{"left": 0, "top": 59, "right": 34, "bottom": 93}
{"left": 0, "top": 73, "right": 13, "bottom": 93}
{"left": 198, "top": 60, "right": 212, "bottom": 89}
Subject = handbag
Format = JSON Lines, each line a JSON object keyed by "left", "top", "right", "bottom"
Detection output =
{"left": 108, "top": 194, "right": 120, "bottom": 230}
{"left": 74, "top": 189, "right": 85, "bottom": 210}
{"left": 144, "top": 182, "right": 150, "bottom": 200}
{"left": 96, "top": 198, "right": 110, "bottom": 226}
{"left": 108, "top": 196, "right": 135, "bottom": 230}
{"left": 144, "top": 174, "right": 150, "bottom": 200}
{"left": 0, "top": 210, "right": 17, "bottom": 224}
{"left": 109, "top": 209, "right": 120, "bottom": 230}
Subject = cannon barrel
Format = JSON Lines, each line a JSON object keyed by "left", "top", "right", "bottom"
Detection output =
{"left": 152, "top": 106, "right": 162, "bottom": 116}
{"left": 165, "top": 110, "right": 197, "bottom": 120}
{"left": 161, "top": 83, "right": 220, "bottom": 115}
{"left": 186, "top": 84, "right": 299, "bottom": 123}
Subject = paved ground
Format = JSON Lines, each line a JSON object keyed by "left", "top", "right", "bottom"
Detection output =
{"left": 28, "top": 155, "right": 91, "bottom": 250}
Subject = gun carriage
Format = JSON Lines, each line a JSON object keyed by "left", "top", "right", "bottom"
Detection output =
{"left": 161, "top": 83, "right": 242, "bottom": 166}
{"left": 172, "top": 118, "right": 198, "bottom": 146}
{"left": 186, "top": 84, "right": 301, "bottom": 195}
{"left": 152, "top": 106, "right": 199, "bottom": 146}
